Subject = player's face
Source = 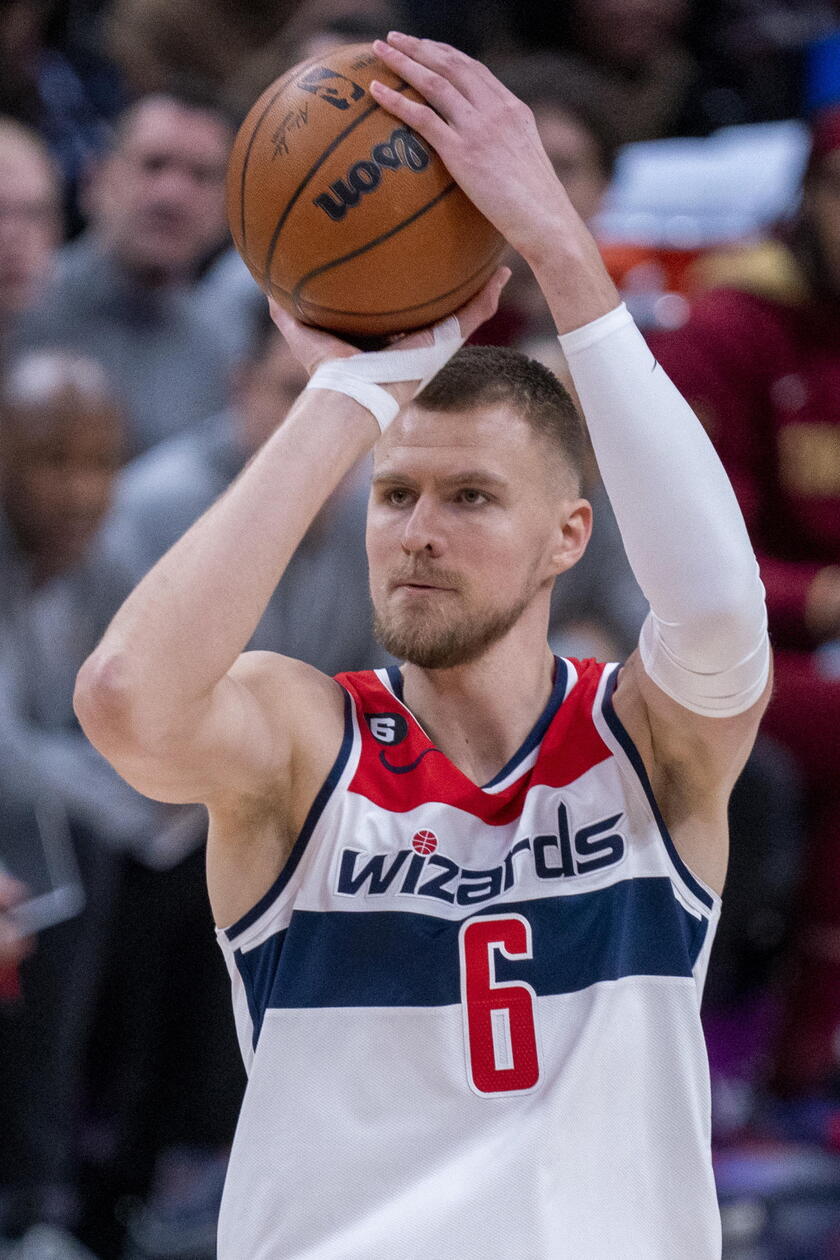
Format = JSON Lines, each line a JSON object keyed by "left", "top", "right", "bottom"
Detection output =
{"left": 367, "top": 403, "right": 584, "bottom": 669}
{"left": 92, "top": 100, "right": 230, "bottom": 281}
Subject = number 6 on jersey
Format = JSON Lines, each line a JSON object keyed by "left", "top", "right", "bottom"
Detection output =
{"left": 459, "top": 914, "right": 541, "bottom": 1096}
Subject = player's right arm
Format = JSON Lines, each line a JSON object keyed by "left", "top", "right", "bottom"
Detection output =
{"left": 74, "top": 276, "right": 508, "bottom": 924}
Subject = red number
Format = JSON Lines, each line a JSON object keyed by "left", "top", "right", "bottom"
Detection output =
{"left": 458, "top": 914, "right": 540, "bottom": 1096}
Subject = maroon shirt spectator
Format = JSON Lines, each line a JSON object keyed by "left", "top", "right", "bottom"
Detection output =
{"left": 648, "top": 106, "right": 840, "bottom": 1097}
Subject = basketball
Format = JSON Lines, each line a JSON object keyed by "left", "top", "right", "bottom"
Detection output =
{"left": 226, "top": 43, "right": 505, "bottom": 338}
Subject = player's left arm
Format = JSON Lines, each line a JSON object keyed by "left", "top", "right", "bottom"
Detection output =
{"left": 554, "top": 305, "right": 771, "bottom": 896}
{"left": 371, "top": 33, "right": 771, "bottom": 895}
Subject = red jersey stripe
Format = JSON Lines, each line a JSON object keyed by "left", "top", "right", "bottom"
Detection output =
{"left": 335, "top": 658, "right": 613, "bottom": 825}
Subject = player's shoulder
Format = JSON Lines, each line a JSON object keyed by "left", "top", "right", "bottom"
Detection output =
{"left": 230, "top": 650, "right": 347, "bottom": 736}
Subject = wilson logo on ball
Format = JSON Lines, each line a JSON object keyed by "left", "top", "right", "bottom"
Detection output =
{"left": 412, "top": 830, "right": 438, "bottom": 856}
{"left": 313, "top": 127, "right": 431, "bottom": 221}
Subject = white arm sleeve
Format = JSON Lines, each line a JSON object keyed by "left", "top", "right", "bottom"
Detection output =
{"left": 558, "top": 303, "right": 769, "bottom": 717}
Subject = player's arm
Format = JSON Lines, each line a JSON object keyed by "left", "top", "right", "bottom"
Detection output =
{"left": 371, "top": 34, "right": 770, "bottom": 893}
{"left": 73, "top": 279, "right": 508, "bottom": 827}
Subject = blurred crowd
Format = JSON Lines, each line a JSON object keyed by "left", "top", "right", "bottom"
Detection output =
{"left": 1, "top": 0, "right": 840, "bottom": 1256}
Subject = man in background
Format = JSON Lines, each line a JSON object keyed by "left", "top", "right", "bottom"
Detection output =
{"left": 15, "top": 90, "right": 235, "bottom": 455}
{"left": 0, "top": 118, "right": 61, "bottom": 344}
{"left": 0, "top": 350, "right": 197, "bottom": 1251}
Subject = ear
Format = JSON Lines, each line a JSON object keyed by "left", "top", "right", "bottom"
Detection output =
{"left": 550, "top": 497, "right": 592, "bottom": 576}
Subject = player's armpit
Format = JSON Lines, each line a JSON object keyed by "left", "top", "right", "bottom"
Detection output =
{"left": 611, "top": 649, "right": 773, "bottom": 895}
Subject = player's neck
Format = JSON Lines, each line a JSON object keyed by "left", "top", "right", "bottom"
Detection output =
{"left": 400, "top": 627, "right": 556, "bottom": 789}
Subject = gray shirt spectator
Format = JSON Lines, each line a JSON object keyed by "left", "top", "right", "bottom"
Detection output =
{"left": 0, "top": 508, "right": 149, "bottom": 843}
{"left": 13, "top": 90, "right": 235, "bottom": 456}
{"left": 16, "top": 232, "right": 234, "bottom": 456}
{"left": 0, "top": 350, "right": 201, "bottom": 863}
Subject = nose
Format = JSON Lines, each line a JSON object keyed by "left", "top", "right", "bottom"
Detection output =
{"left": 400, "top": 495, "right": 444, "bottom": 557}
{"left": 148, "top": 163, "right": 196, "bottom": 212}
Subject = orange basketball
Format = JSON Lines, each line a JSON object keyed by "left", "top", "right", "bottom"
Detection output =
{"left": 226, "top": 44, "right": 505, "bottom": 338}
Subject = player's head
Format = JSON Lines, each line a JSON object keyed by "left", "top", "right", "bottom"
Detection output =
{"left": 85, "top": 88, "right": 234, "bottom": 283}
{"left": 0, "top": 118, "right": 62, "bottom": 320}
{"left": 367, "top": 346, "right": 592, "bottom": 670}
{"left": 0, "top": 350, "right": 123, "bottom": 578}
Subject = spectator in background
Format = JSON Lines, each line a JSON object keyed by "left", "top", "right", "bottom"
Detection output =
{"left": 104, "top": 0, "right": 290, "bottom": 99}
{"left": 507, "top": 0, "right": 704, "bottom": 143}
{"left": 0, "top": 0, "right": 121, "bottom": 231}
{"left": 649, "top": 105, "right": 840, "bottom": 1106}
{"left": 15, "top": 90, "right": 235, "bottom": 456}
{"left": 0, "top": 118, "right": 62, "bottom": 344}
{"left": 0, "top": 349, "right": 200, "bottom": 1247}
{"left": 108, "top": 304, "right": 382, "bottom": 674}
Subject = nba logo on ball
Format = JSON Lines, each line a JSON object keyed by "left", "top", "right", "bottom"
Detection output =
{"left": 412, "top": 830, "right": 438, "bottom": 856}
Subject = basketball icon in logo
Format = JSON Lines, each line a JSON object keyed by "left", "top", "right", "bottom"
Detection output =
{"left": 412, "top": 830, "right": 438, "bottom": 856}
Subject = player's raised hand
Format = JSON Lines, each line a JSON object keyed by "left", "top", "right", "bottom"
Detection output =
{"left": 370, "top": 34, "right": 570, "bottom": 264}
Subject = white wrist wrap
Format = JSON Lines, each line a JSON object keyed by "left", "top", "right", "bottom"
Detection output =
{"left": 305, "top": 315, "right": 464, "bottom": 432}
{"left": 559, "top": 303, "right": 769, "bottom": 717}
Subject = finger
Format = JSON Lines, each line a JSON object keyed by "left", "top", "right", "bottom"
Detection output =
{"left": 452, "top": 266, "right": 511, "bottom": 338}
{"left": 368, "top": 79, "right": 450, "bottom": 155}
{"left": 372, "top": 39, "right": 474, "bottom": 124}
{"left": 385, "top": 32, "right": 506, "bottom": 105}
{"left": 267, "top": 297, "right": 297, "bottom": 336}
{"left": 267, "top": 298, "right": 356, "bottom": 371}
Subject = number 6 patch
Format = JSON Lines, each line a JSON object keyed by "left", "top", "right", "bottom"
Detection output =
{"left": 458, "top": 914, "right": 541, "bottom": 1097}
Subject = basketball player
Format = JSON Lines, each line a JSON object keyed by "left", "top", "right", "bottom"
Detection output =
{"left": 74, "top": 33, "right": 771, "bottom": 1259}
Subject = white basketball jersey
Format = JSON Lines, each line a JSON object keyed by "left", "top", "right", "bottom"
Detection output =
{"left": 216, "top": 658, "right": 722, "bottom": 1259}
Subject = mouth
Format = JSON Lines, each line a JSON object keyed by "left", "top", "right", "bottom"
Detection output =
{"left": 393, "top": 581, "right": 455, "bottom": 594}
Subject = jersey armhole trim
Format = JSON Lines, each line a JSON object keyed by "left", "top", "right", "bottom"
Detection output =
{"left": 223, "top": 687, "right": 355, "bottom": 942}
{"left": 599, "top": 664, "right": 719, "bottom": 914}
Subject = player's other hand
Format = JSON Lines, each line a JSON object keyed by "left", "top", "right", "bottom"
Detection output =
{"left": 268, "top": 266, "right": 510, "bottom": 380}
{"left": 369, "top": 34, "right": 571, "bottom": 266}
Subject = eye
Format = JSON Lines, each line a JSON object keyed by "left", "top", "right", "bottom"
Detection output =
{"left": 456, "top": 488, "right": 489, "bottom": 505}
{"left": 384, "top": 486, "right": 413, "bottom": 507}
{"left": 140, "top": 154, "right": 169, "bottom": 175}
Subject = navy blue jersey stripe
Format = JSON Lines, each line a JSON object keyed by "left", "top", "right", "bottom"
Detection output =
{"left": 384, "top": 658, "right": 568, "bottom": 792}
{"left": 600, "top": 668, "right": 716, "bottom": 911}
{"left": 385, "top": 664, "right": 404, "bottom": 701}
{"left": 236, "top": 877, "right": 707, "bottom": 1024}
{"left": 481, "top": 657, "right": 568, "bottom": 789}
{"left": 224, "top": 688, "right": 355, "bottom": 941}
{"left": 235, "top": 931, "right": 286, "bottom": 1049}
